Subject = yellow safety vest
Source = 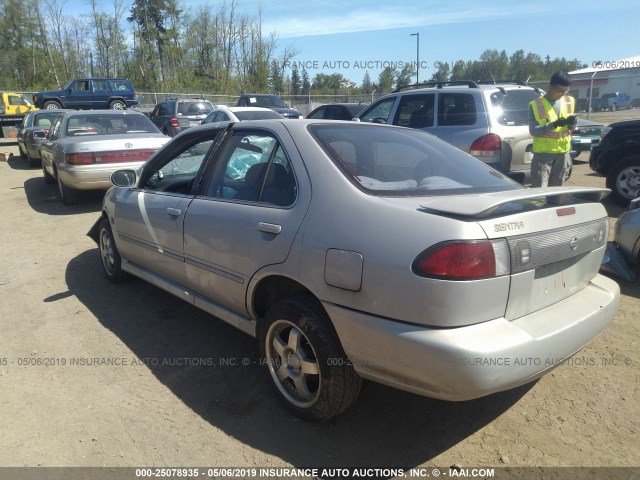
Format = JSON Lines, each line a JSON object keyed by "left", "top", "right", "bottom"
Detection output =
{"left": 530, "top": 95, "right": 575, "bottom": 153}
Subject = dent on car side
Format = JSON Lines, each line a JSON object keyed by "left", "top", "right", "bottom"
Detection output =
{"left": 93, "top": 119, "right": 620, "bottom": 420}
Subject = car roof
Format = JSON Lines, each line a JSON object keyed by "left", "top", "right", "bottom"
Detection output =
{"left": 64, "top": 109, "right": 147, "bottom": 116}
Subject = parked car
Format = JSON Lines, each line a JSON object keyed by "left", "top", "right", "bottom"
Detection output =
{"left": 590, "top": 92, "right": 632, "bottom": 112}
{"left": 201, "top": 106, "right": 284, "bottom": 124}
{"left": 236, "top": 94, "right": 302, "bottom": 119}
{"left": 88, "top": 119, "right": 619, "bottom": 420}
{"left": 40, "top": 110, "right": 170, "bottom": 205}
{"left": 589, "top": 119, "right": 640, "bottom": 206}
{"left": 17, "top": 109, "right": 72, "bottom": 167}
{"left": 306, "top": 102, "right": 368, "bottom": 120}
{"left": 571, "top": 117, "right": 604, "bottom": 157}
{"left": 614, "top": 195, "right": 640, "bottom": 270}
{"left": 149, "top": 98, "right": 215, "bottom": 136}
{"left": 0, "top": 91, "right": 38, "bottom": 115}
{"left": 32, "top": 78, "right": 138, "bottom": 110}
{"left": 354, "top": 80, "right": 545, "bottom": 182}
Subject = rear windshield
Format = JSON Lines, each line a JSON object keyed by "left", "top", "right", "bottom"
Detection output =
{"left": 247, "top": 95, "right": 287, "bottom": 108}
{"left": 490, "top": 89, "right": 541, "bottom": 126}
{"left": 178, "top": 101, "right": 214, "bottom": 115}
{"left": 65, "top": 114, "right": 159, "bottom": 136}
{"left": 309, "top": 124, "right": 521, "bottom": 196}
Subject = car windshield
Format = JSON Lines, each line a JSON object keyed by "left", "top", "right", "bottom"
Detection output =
{"left": 235, "top": 110, "right": 283, "bottom": 120}
{"left": 65, "top": 114, "right": 159, "bottom": 136}
{"left": 247, "top": 95, "right": 287, "bottom": 108}
{"left": 309, "top": 124, "right": 521, "bottom": 196}
{"left": 490, "top": 89, "right": 541, "bottom": 126}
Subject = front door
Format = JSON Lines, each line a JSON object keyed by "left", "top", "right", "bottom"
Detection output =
{"left": 113, "top": 134, "right": 219, "bottom": 286}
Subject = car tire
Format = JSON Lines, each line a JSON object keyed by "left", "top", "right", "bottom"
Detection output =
{"left": 57, "top": 173, "right": 79, "bottom": 206}
{"left": 43, "top": 101, "right": 61, "bottom": 109}
{"left": 259, "top": 295, "right": 362, "bottom": 421}
{"left": 27, "top": 150, "right": 40, "bottom": 168}
{"left": 42, "top": 162, "right": 55, "bottom": 184}
{"left": 18, "top": 144, "right": 27, "bottom": 159}
{"left": 606, "top": 155, "right": 640, "bottom": 207}
{"left": 98, "top": 217, "right": 130, "bottom": 283}
{"left": 109, "top": 100, "right": 126, "bottom": 110}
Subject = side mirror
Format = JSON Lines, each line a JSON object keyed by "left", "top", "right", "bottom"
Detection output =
{"left": 111, "top": 169, "right": 137, "bottom": 187}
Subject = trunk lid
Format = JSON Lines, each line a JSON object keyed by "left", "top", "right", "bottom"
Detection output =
{"left": 418, "top": 187, "right": 611, "bottom": 321}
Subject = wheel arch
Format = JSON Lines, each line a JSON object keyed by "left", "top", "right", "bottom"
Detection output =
{"left": 600, "top": 144, "right": 640, "bottom": 174}
{"left": 249, "top": 274, "right": 345, "bottom": 339}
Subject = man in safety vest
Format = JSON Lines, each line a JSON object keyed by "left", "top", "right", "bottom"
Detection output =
{"left": 528, "top": 71, "right": 577, "bottom": 187}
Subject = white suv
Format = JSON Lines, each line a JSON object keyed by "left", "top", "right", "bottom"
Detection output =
{"left": 355, "top": 80, "right": 544, "bottom": 182}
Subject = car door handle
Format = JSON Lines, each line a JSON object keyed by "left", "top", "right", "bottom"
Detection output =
{"left": 166, "top": 208, "right": 181, "bottom": 216}
{"left": 257, "top": 222, "right": 282, "bottom": 234}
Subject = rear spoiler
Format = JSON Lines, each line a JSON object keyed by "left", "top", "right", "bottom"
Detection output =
{"left": 419, "top": 187, "right": 610, "bottom": 218}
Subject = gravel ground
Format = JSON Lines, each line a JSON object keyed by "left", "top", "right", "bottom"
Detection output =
{"left": 0, "top": 144, "right": 638, "bottom": 480}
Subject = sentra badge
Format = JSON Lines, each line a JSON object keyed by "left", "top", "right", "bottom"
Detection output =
{"left": 494, "top": 221, "right": 525, "bottom": 232}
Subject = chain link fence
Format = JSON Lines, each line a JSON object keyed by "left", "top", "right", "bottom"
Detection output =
{"left": 134, "top": 92, "right": 382, "bottom": 116}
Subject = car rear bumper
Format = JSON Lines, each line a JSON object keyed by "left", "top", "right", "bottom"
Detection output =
{"left": 326, "top": 274, "right": 619, "bottom": 401}
{"left": 59, "top": 163, "right": 144, "bottom": 190}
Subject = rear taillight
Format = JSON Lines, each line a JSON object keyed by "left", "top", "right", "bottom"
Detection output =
{"left": 413, "top": 240, "right": 510, "bottom": 280}
{"left": 66, "top": 150, "right": 155, "bottom": 165}
{"left": 470, "top": 133, "right": 501, "bottom": 157}
{"left": 94, "top": 150, "right": 155, "bottom": 163}
{"left": 66, "top": 152, "right": 95, "bottom": 165}
{"left": 170, "top": 117, "right": 180, "bottom": 127}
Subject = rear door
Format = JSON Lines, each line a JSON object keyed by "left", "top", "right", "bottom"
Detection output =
{"left": 182, "top": 123, "right": 310, "bottom": 315}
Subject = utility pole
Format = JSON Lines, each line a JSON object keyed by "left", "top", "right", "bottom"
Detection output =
{"left": 410, "top": 32, "right": 420, "bottom": 84}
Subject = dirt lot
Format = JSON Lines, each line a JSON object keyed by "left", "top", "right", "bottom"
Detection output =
{"left": 0, "top": 144, "right": 638, "bottom": 478}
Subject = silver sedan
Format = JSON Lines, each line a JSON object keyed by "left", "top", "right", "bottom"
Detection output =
{"left": 89, "top": 119, "right": 620, "bottom": 420}
{"left": 40, "top": 110, "right": 170, "bottom": 205}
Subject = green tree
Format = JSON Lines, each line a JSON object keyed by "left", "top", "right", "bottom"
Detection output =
{"left": 361, "top": 71, "right": 374, "bottom": 94}
{"left": 128, "top": 0, "right": 182, "bottom": 85}
{"left": 430, "top": 61, "right": 450, "bottom": 82}
{"left": 396, "top": 63, "right": 416, "bottom": 88}
{"left": 290, "top": 63, "right": 301, "bottom": 95}
{"left": 301, "top": 68, "right": 311, "bottom": 94}
{"left": 378, "top": 67, "right": 395, "bottom": 93}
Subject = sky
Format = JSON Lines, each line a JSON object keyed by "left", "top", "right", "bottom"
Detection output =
{"left": 76, "top": 0, "right": 640, "bottom": 85}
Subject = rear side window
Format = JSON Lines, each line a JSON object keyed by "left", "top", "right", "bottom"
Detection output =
{"left": 394, "top": 94, "right": 435, "bottom": 128}
{"left": 110, "top": 80, "right": 132, "bottom": 91}
{"left": 490, "top": 89, "right": 541, "bottom": 126}
{"left": 438, "top": 93, "right": 476, "bottom": 126}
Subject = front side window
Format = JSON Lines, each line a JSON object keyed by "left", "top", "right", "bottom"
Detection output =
{"left": 143, "top": 137, "right": 217, "bottom": 194}
{"left": 310, "top": 124, "right": 520, "bottom": 196}
{"left": 204, "top": 132, "right": 296, "bottom": 206}
{"left": 358, "top": 97, "right": 397, "bottom": 124}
